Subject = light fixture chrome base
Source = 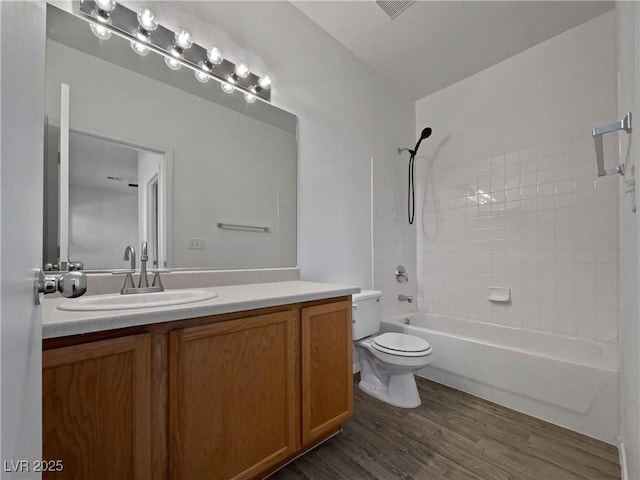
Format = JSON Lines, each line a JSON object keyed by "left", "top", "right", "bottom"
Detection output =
{"left": 76, "top": 0, "right": 271, "bottom": 102}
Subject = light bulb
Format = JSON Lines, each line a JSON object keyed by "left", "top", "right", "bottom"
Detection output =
{"left": 174, "top": 27, "right": 193, "bottom": 50}
{"left": 258, "top": 76, "right": 271, "bottom": 89}
{"left": 235, "top": 62, "right": 250, "bottom": 79}
{"left": 221, "top": 82, "right": 234, "bottom": 94}
{"left": 137, "top": 8, "right": 157, "bottom": 31}
{"left": 130, "top": 40, "right": 149, "bottom": 56}
{"left": 207, "top": 47, "right": 223, "bottom": 65}
{"left": 244, "top": 91, "right": 257, "bottom": 104}
{"left": 95, "top": 0, "right": 116, "bottom": 12}
{"left": 164, "top": 56, "right": 182, "bottom": 71}
{"left": 90, "top": 22, "right": 112, "bottom": 40}
{"left": 194, "top": 63, "right": 210, "bottom": 83}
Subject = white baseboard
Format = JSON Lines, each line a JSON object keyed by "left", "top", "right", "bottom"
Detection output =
{"left": 618, "top": 437, "right": 629, "bottom": 480}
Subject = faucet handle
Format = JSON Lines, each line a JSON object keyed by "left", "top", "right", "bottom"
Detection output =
{"left": 113, "top": 270, "right": 136, "bottom": 294}
{"left": 151, "top": 271, "right": 164, "bottom": 290}
{"left": 150, "top": 270, "right": 171, "bottom": 291}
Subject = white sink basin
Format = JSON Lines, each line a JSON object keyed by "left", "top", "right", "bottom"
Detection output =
{"left": 57, "top": 289, "right": 218, "bottom": 312}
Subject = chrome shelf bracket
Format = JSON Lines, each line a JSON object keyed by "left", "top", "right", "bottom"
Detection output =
{"left": 593, "top": 112, "right": 632, "bottom": 177}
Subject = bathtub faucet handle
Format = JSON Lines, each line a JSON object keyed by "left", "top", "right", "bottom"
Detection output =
{"left": 398, "top": 294, "right": 413, "bottom": 303}
{"left": 395, "top": 265, "right": 408, "bottom": 283}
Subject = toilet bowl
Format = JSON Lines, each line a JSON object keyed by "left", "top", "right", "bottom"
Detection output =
{"left": 353, "top": 291, "right": 433, "bottom": 408}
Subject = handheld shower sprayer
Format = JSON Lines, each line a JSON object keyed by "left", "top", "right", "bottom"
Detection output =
{"left": 412, "top": 127, "right": 432, "bottom": 156}
{"left": 398, "top": 128, "right": 432, "bottom": 155}
{"left": 399, "top": 127, "right": 433, "bottom": 225}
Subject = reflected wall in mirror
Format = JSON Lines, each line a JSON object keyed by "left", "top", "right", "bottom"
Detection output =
{"left": 44, "top": 5, "right": 297, "bottom": 272}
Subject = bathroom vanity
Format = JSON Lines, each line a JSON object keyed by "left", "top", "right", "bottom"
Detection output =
{"left": 40, "top": 6, "right": 355, "bottom": 478}
{"left": 42, "top": 281, "right": 357, "bottom": 480}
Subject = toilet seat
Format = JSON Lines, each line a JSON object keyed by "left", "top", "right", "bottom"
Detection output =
{"left": 372, "top": 332, "right": 432, "bottom": 357}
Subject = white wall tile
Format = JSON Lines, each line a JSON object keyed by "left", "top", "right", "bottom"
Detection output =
{"left": 415, "top": 12, "right": 618, "bottom": 342}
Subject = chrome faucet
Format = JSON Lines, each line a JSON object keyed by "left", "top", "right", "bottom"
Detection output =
{"left": 123, "top": 245, "right": 136, "bottom": 270}
{"left": 398, "top": 294, "right": 414, "bottom": 303}
{"left": 139, "top": 241, "right": 149, "bottom": 288}
{"left": 117, "top": 241, "right": 166, "bottom": 295}
{"left": 120, "top": 245, "right": 136, "bottom": 294}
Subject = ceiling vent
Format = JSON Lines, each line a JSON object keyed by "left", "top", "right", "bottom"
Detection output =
{"left": 375, "top": 0, "right": 414, "bottom": 20}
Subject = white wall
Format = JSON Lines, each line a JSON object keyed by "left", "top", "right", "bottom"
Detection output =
{"left": 415, "top": 12, "right": 619, "bottom": 343}
{"left": 0, "top": 1, "right": 45, "bottom": 476}
{"left": 615, "top": 2, "right": 640, "bottom": 478}
{"left": 112, "top": 1, "right": 417, "bottom": 299}
{"left": 69, "top": 185, "right": 138, "bottom": 270}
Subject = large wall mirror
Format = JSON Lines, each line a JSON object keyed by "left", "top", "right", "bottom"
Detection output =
{"left": 44, "top": 4, "right": 297, "bottom": 272}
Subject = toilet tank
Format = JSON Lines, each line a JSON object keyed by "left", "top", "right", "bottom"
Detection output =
{"left": 352, "top": 290, "right": 383, "bottom": 341}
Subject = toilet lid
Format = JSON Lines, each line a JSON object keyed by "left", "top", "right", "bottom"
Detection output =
{"left": 372, "top": 333, "right": 432, "bottom": 357}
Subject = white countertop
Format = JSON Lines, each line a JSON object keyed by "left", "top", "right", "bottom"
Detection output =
{"left": 42, "top": 281, "right": 360, "bottom": 339}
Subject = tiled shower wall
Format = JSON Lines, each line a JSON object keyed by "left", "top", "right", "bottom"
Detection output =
{"left": 417, "top": 137, "right": 618, "bottom": 341}
{"left": 415, "top": 12, "right": 619, "bottom": 342}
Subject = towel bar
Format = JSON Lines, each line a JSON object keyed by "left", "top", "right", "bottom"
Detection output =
{"left": 592, "top": 112, "right": 631, "bottom": 177}
{"left": 216, "top": 222, "right": 270, "bottom": 233}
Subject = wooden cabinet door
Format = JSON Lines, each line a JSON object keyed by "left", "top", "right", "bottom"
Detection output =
{"left": 169, "top": 310, "right": 297, "bottom": 480}
{"left": 42, "top": 334, "right": 152, "bottom": 480}
{"left": 301, "top": 300, "right": 353, "bottom": 446}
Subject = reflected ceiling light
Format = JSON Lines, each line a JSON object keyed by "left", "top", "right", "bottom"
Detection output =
{"left": 130, "top": 40, "right": 150, "bottom": 56}
{"left": 195, "top": 62, "right": 211, "bottom": 83}
{"left": 221, "top": 82, "right": 235, "bottom": 94}
{"left": 89, "top": 20, "right": 112, "bottom": 40}
{"left": 164, "top": 56, "right": 182, "bottom": 70}
{"left": 244, "top": 88, "right": 257, "bottom": 104}
{"left": 221, "top": 76, "right": 235, "bottom": 94}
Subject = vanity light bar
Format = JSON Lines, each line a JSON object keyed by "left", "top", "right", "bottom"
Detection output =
{"left": 77, "top": 0, "right": 271, "bottom": 102}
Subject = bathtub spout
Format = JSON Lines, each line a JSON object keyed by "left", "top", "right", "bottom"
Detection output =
{"left": 399, "top": 294, "right": 413, "bottom": 303}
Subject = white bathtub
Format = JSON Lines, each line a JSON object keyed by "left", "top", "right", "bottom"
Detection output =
{"left": 381, "top": 312, "right": 619, "bottom": 444}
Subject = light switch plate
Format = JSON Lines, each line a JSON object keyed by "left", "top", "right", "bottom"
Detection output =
{"left": 188, "top": 238, "right": 205, "bottom": 250}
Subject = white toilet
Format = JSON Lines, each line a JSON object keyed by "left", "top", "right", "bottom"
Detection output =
{"left": 353, "top": 290, "right": 433, "bottom": 408}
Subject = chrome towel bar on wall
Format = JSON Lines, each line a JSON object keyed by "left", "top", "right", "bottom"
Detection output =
{"left": 216, "top": 222, "right": 270, "bottom": 233}
{"left": 593, "top": 112, "right": 632, "bottom": 177}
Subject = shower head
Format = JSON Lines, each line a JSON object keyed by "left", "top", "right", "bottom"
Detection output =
{"left": 400, "top": 126, "right": 433, "bottom": 225}
{"left": 413, "top": 127, "right": 432, "bottom": 155}
{"left": 397, "top": 127, "right": 433, "bottom": 156}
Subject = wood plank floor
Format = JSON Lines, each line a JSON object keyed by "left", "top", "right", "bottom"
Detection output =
{"left": 272, "top": 376, "right": 620, "bottom": 480}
